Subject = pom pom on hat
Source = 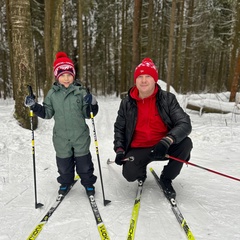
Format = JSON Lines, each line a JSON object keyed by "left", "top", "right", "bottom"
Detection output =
{"left": 53, "top": 52, "right": 76, "bottom": 79}
{"left": 134, "top": 58, "right": 158, "bottom": 82}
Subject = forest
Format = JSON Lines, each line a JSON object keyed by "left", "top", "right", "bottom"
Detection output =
{"left": 0, "top": 0, "right": 240, "bottom": 127}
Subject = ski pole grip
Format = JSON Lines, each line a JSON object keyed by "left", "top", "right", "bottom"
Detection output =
{"left": 27, "top": 85, "right": 33, "bottom": 96}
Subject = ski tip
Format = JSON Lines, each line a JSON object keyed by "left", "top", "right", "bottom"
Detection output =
{"left": 104, "top": 199, "right": 111, "bottom": 206}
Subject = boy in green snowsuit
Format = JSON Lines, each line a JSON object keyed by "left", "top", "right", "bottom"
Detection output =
{"left": 25, "top": 52, "right": 97, "bottom": 196}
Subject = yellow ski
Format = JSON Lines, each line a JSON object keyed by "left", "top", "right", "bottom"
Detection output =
{"left": 26, "top": 176, "right": 79, "bottom": 240}
{"left": 127, "top": 180, "right": 144, "bottom": 240}
{"left": 88, "top": 195, "right": 111, "bottom": 239}
{"left": 150, "top": 168, "right": 195, "bottom": 240}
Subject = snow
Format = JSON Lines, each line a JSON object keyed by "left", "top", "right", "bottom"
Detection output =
{"left": 1, "top": 84, "right": 240, "bottom": 240}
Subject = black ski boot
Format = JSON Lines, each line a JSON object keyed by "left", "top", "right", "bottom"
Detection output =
{"left": 58, "top": 184, "right": 71, "bottom": 195}
{"left": 159, "top": 174, "right": 176, "bottom": 199}
{"left": 85, "top": 186, "right": 95, "bottom": 196}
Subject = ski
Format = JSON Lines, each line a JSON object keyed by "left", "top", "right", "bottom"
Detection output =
{"left": 26, "top": 176, "right": 79, "bottom": 240}
{"left": 88, "top": 194, "right": 110, "bottom": 240}
{"left": 150, "top": 168, "right": 195, "bottom": 240}
{"left": 127, "top": 180, "right": 144, "bottom": 240}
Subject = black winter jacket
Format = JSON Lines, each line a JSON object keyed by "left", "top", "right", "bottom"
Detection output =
{"left": 114, "top": 85, "right": 192, "bottom": 152}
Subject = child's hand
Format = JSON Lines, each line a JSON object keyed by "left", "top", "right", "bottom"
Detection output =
{"left": 84, "top": 94, "right": 97, "bottom": 105}
{"left": 24, "top": 95, "right": 36, "bottom": 108}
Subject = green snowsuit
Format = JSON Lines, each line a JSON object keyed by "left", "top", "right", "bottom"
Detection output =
{"left": 42, "top": 83, "right": 91, "bottom": 158}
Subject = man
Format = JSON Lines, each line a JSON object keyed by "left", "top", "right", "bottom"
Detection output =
{"left": 113, "top": 58, "right": 192, "bottom": 199}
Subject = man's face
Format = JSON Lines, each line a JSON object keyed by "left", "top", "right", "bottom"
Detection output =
{"left": 135, "top": 75, "right": 156, "bottom": 98}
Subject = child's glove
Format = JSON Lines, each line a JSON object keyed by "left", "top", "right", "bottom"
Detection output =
{"left": 24, "top": 95, "right": 36, "bottom": 108}
{"left": 84, "top": 93, "right": 97, "bottom": 105}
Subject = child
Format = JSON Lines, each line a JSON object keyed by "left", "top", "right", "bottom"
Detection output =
{"left": 25, "top": 52, "right": 98, "bottom": 196}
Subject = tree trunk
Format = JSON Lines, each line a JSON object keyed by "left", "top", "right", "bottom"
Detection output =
{"left": 147, "top": 0, "right": 153, "bottom": 56}
{"left": 114, "top": 0, "right": 120, "bottom": 96}
{"left": 44, "top": 0, "right": 53, "bottom": 96}
{"left": 120, "top": 0, "right": 126, "bottom": 94}
{"left": 44, "top": 0, "right": 64, "bottom": 96}
{"left": 77, "top": 0, "right": 84, "bottom": 82}
{"left": 132, "top": 0, "right": 142, "bottom": 75}
{"left": 182, "top": 0, "right": 194, "bottom": 93}
{"left": 166, "top": 0, "right": 176, "bottom": 92}
{"left": 174, "top": 0, "right": 184, "bottom": 92}
{"left": 8, "top": 0, "right": 38, "bottom": 129}
{"left": 229, "top": 51, "right": 240, "bottom": 102}
{"left": 229, "top": 2, "right": 240, "bottom": 102}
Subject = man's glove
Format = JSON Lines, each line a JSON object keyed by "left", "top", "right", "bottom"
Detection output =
{"left": 149, "top": 137, "right": 173, "bottom": 160}
{"left": 84, "top": 93, "right": 97, "bottom": 105}
{"left": 24, "top": 95, "right": 36, "bottom": 108}
{"left": 115, "top": 148, "right": 125, "bottom": 165}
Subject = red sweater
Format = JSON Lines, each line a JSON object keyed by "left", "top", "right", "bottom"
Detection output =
{"left": 130, "top": 86, "right": 168, "bottom": 148}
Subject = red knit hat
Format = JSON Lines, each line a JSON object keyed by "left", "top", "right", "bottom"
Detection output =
{"left": 134, "top": 58, "right": 158, "bottom": 82}
{"left": 53, "top": 52, "right": 76, "bottom": 79}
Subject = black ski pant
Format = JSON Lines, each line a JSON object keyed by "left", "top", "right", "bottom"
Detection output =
{"left": 56, "top": 152, "right": 97, "bottom": 187}
{"left": 122, "top": 137, "right": 193, "bottom": 182}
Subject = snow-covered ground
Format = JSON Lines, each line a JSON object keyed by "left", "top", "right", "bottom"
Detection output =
{"left": 1, "top": 86, "right": 240, "bottom": 240}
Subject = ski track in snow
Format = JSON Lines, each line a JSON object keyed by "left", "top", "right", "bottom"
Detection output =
{"left": 0, "top": 94, "right": 240, "bottom": 240}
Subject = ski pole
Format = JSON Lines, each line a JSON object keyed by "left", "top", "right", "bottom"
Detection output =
{"left": 166, "top": 154, "right": 240, "bottom": 182}
{"left": 107, "top": 156, "right": 135, "bottom": 165}
{"left": 87, "top": 88, "right": 111, "bottom": 206}
{"left": 27, "top": 85, "right": 44, "bottom": 209}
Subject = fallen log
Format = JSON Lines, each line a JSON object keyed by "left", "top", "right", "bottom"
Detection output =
{"left": 186, "top": 99, "right": 240, "bottom": 115}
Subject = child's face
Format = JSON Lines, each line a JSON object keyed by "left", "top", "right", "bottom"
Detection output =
{"left": 58, "top": 74, "right": 74, "bottom": 88}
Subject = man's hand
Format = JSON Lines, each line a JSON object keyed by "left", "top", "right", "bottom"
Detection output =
{"left": 149, "top": 137, "right": 173, "bottom": 160}
{"left": 115, "top": 148, "right": 125, "bottom": 165}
